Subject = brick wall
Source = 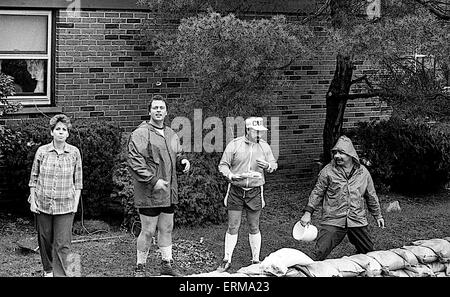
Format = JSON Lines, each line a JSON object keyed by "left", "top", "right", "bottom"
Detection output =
{"left": 54, "top": 10, "right": 160, "bottom": 126}
{"left": 0, "top": 8, "right": 391, "bottom": 184}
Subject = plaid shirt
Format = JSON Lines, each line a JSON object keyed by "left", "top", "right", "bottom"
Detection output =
{"left": 28, "top": 142, "right": 83, "bottom": 215}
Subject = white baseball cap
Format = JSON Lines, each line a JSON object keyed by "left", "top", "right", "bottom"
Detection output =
{"left": 245, "top": 117, "right": 268, "bottom": 131}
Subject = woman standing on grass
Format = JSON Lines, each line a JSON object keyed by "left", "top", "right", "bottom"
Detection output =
{"left": 28, "top": 114, "right": 83, "bottom": 277}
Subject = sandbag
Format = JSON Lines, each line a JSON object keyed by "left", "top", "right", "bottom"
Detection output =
{"left": 402, "top": 245, "right": 438, "bottom": 264}
{"left": 390, "top": 248, "right": 419, "bottom": 267}
{"left": 260, "top": 248, "right": 314, "bottom": 277}
{"left": 347, "top": 254, "right": 383, "bottom": 276}
{"left": 261, "top": 261, "right": 287, "bottom": 277}
{"left": 322, "top": 257, "right": 365, "bottom": 277}
{"left": 303, "top": 261, "right": 342, "bottom": 277}
{"left": 366, "top": 250, "right": 407, "bottom": 271}
{"left": 426, "top": 262, "right": 447, "bottom": 273}
{"left": 236, "top": 263, "right": 270, "bottom": 276}
{"left": 405, "top": 264, "right": 435, "bottom": 277}
{"left": 228, "top": 273, "right": 251, "bottom": 277}
{"left": 412, "top": 238, "right": 450, "bottom": 262}
{"left": 388, "top": 269, "right": 410, "bottom": 277}
{"left": 264, "top": 248, "right": 315, "bottom": 267}
{"left": 285, "top": 267, "right": 308, "bottom": 277}
{"left": 291, "top": 264, "right": 314, "bottom": 277}
{"left": 188, "top": 271, "right": 232, "bottom": 277}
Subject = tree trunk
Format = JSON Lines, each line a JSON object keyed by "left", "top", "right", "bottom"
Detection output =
{"left": 322, "top": 54, "right": 354, "bottom": 165}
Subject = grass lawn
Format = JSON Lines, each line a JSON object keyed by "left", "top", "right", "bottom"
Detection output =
{"left": 0, "top": 181, "right": 449, "bottom": 277}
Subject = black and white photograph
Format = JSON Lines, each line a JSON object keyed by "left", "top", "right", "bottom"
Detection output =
{"left": 0, "top": 0, "right": 449, "bottom": 293}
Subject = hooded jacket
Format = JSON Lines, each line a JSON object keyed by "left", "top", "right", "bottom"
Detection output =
{"left": 127, "top": 121, "right": 184, "bottom": 208}
{"left": 304, "top": 136, "right": 383, "bottom": 228}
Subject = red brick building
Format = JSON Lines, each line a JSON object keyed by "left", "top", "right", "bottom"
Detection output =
{"left": 0, "top": 0, "right": 390, "bottom": 184}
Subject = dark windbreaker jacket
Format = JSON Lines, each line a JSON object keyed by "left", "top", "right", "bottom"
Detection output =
{"left": 127, "top": 121, "right": 184, "bottom": 208}
{"left": 304, "top": 136, "right": 383, "bottom": 228}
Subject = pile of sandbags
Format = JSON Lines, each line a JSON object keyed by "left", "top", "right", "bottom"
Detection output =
{"left": 239, "top": 248, "right": 314, "bottom": 277}
{"left": 234, "top": 237, "right": 450, "bottom": 277}
{"left": 188, "top": 248, "right": 315, "bottom": 278}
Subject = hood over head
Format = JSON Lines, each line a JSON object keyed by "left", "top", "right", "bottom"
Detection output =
{"left": 331, "top": 135, "right": 360, "bottom": 166}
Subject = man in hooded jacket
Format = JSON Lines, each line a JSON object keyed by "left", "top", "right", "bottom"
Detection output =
{"left": 300, "top": 135, "right": 385, "bottom": 261}
{"left": 128, "top": 95, "right": 190, "bottom": 276}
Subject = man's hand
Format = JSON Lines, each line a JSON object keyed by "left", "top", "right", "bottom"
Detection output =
{"left": 300, "top": 211, "right": 311, "bottom": 226}
{"left": 256, "top": 159, "right": 269, "bottom": 170}
{"left": 377, "top": 218, "right": 385, "bottom": 229}
{"left": 181, "top": 159, "right": 190, "bottom": 173}
{"left": 229, "top": 173, "right": 245, "bottom": 181}
{"left": 154, "top": 179, "right": 169, "bottom": 191}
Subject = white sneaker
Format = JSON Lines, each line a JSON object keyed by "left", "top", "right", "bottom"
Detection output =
{"left": 216, "top": 260, "right": 231, "bottom": 272}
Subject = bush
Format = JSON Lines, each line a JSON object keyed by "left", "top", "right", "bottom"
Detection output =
{"left": 112, "top": 159, "right": 136, "bottom": 231}
{"left": 175, "top": 152, "right": 228, "bottom": 226}
{"left": 0, "top": 73, "right": 21, "bottom": 116}
{"left": 347, "top": 117, "right": 450, "bottom": 193}
{"left": 110, "top": 133, "right": 136, "bottom": 230}
{"left": 0, "top": 118, "right": 122, "bottom": 218}
{"left": 116, "top": 151, "right": 228, "bottom": 230}
{"left": 70, "top": 120, "right": 122, "bottom": 219}
{"left": 0, "top": 122, "right": 51, "bottom": 204}
{"left": 150, "top": 12, "right": 314, "bottom": 119}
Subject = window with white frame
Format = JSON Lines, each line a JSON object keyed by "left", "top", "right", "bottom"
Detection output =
{"left": 414, "top": 53, "right": 450, "bottom": 93}
{"left": 0, "top": 10, "right": 52, "bottom": 105}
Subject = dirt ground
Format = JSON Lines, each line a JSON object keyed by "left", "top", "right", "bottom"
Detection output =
{"left": 1, "top": 182, "right": 449, "bottom": 277}
{"left": 0, "top": 213, "right": 221, "bottom": 277}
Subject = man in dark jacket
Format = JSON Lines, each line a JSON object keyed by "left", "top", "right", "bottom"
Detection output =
{"left": 127, "top": 95, "right": 190, "bottom": 276}
{"left": 300, "top": 135, "right": 385, "bottom": 261}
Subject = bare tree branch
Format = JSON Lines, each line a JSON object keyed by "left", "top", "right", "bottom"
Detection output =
{"left": 415, "top": 0, "right": 450, "bottom": 20}
{"left": 300, "top": 0, "right": 332, "bottom": 24}
{"left": 351, "top": 75, "right": 367, "bottom": 85}
{"left": 351, "top": 74, "right": 376, "bottom": 91}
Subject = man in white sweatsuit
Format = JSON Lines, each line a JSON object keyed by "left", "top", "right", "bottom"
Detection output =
{"left": 216, "top": 117, "right": 278, "bottom": 272}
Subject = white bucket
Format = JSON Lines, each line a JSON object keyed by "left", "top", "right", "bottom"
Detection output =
{"left": 292, "top": 221, "right": 318, "bottom": 242}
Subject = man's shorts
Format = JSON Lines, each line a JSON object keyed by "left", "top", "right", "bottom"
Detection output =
{"left": 138, "top": 205, "right": 175, "bottom": 217}
{"left": 225, "top": 184, "right": 264, "bottom": 211}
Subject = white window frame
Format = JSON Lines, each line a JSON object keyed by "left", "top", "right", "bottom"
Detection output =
{"left": 0, "top": 10, "right": 52, "bottom": 106}
{"left": 413, "top": 53, "right": 435, "bottom": 72}
{"left": 413, "top": 52, "right": 449, "bottom": 92}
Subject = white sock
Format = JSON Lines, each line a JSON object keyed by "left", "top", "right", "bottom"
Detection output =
{"left": 224, "top": 232, "right": 238, "bottom": 262}
{"left": 160, "top": 245, "right": 172, "bottom": 262}
{"left": 44, "top": 271, "right": 53, "bottom": 277}
{"left": 137, "top": 249, "right": 149, "bottom": 265}
{"left": 249, "top": 232, "right": 261, "bottom": 262}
